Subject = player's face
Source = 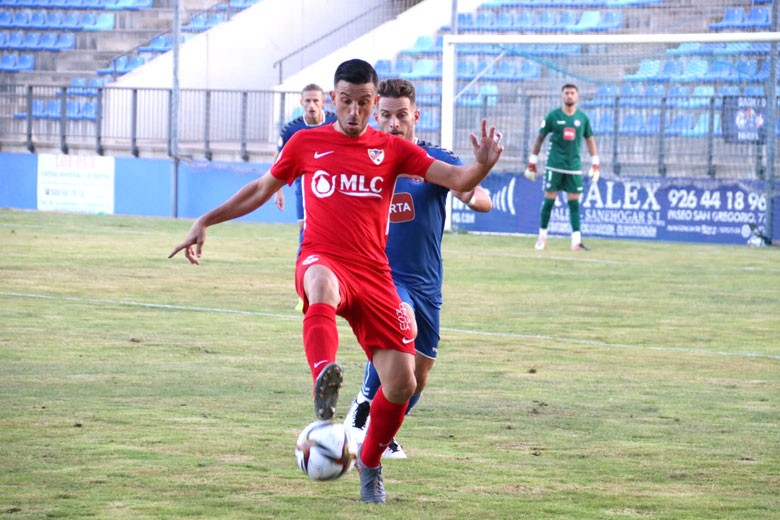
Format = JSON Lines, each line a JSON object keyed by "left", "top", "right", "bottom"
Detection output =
{"left": 331, "top": 80, "right": 377, "bottom": 137}
{"left": 374, "top": 96, "right": 419, "bottom": 142}
{"left": 300, "top": 90, "right": 325, "bottom": 125}
{"left": 562, "top": 88, "right": 578, "bottom": 107}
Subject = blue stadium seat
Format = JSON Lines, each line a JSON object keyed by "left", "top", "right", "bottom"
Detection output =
{"left": 714, "top": 42, "right": 752, "bottom": 56}
{"left": 473, "top": 10, "right": 496, "bottom": 31}
{"left": 54, "top": 32, "right": 74, "bottom": 50}
{"left": 710, "top": 7, "right": 744, "bottom": 30}
{"left": 62, "top": 11, "right": 81, "bottom": 30}
{"left": 83, "top": 12, "right": 113, "bottom": 30}
{"left": 40, "top": 32, "right": 60, "bottom": 51}
{"left": 586, "top": 84, "right": 616, "bottom": 107}
{"left": 20, "top": 30, "right": 40, "bottom": 50}
{"left": 400, "top": 58, "right": 436, "bottom": 79}
{"left": 456, "top": 58, "right": 476, "bottom": 79}
{"left": 80, "top": 99, "right": 97, "bottom": 121}
{"left": 182, "top": 12, "right": 207, "bottom": 32}
{"left": 517, "top": 60, "right": 540, "bottom": 80}
{"left": 494, "top": 10, "right": 514, "bottom": 30}
{"left": 667, "top": 84, "right": 689, "bottom": 107}
{"left": 10, "top": 10, "right": 31, "bottom": 28}
{"left": 666, "top": 42, "right": 701, "bottom": 56}
{"left": 417, "top": 109, "right": 439, "bottom": 132}
{"left": 97, "top": 54, "right": 127, "bottom": 75}
{"left": 739, "top": 7, "right": 771, "bottom": 30}
{"left": 374, "top": 58, "right": 391, "bottom": 76}
{"left": 568, "top": 10, "right": 601, "bottom": 32}
{"left": 513, "top": 10, "right": 536, "bottom": 31}
{"left": 596, "top": 10, "right": 622, "bottom": 30}
{"left": 0, "top": 11, "right": 12, "bottom": 27}
{"left": 681, "top": 58, "right": 708, "bottom": 82}
{"left": 683, "top": 113, "right": 721, "bottom": 138}
{"left": 665, "top": 113, "right": 695, "bottom": 136}
{"left": 415, "top": 82, "right": 439, "bottom": 106}
{"left": 0, "top": 51, "right": 17, "bottom": 70}
{"left": 4, "top": 30, "right": 22, "bottom": 49}
{"left": 686, "top": 85, "right": 715, "bottom": 109}
{"left": 488, "top": 59, "right": 516, "bottom": 81}
{"left": 593, "top": 111, "right": 614, "bottom": 134}
{"left": 620, "top": 112, "right": 644, "bottom": 135}
{"left": 557, "top": 10, "right": 579, "bottom": 29}
{"left": 743, "top": 85, "right": 765, "bottom": 97}
{"left": 456, "top": 11, "right": 473, "bottom": 30}
{"left": 27, "top": 10, "right": 45, "bottom": 29}
{"left": 637, "top": 113, "right": 661, "bottom": 136}
{"left": 619, "top": 83, "right": 641, "bottom": 106}
{"left": 704, "top": 59, "right": 734, "bottom": 82}
{"left": 625, "top": 59, "right": 660, "bottom": 81}
{"left": 639, "top": 83, "right": 665, "bottom": 107}
{"left": 13, "top": 51, "right": 32, "bottom": 70}
{"left": 655, "top": 59, "right": 684, "bottom": 82}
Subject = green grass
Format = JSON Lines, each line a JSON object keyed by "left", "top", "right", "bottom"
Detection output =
{"left": 1, "top": 208, "right": 778, "bottom": 519}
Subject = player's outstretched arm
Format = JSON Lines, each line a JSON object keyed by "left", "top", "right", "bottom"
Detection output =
{"left": 426, "top": 119, "right": 503, "bottom": 192}
{"left": 453, "top": 185, "right": 492, "bottom": 213}
{"left": 168, "top": 172, "right": 286, "bottom": 265}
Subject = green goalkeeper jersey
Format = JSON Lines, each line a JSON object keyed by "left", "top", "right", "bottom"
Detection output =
{"left": 539, "top": 107, "right": 593, "bottom": 175}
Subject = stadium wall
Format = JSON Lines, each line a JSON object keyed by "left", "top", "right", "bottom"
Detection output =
{"left": 1, "top": 151, "right": 774, "bottom": 245}
{"left": 0, "top": 152, "right": 292, "bottom": 223}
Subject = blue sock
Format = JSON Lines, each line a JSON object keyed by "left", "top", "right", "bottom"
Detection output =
{"left": 405, "top": 393, "right": 421, "bottom": 415}
{"left": 359, "top": 361, "right": 381, "bottom": 401}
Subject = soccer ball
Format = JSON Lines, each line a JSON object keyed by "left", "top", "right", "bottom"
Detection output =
{"left": 295, "top": 420, "right": 357, "bottom": 481}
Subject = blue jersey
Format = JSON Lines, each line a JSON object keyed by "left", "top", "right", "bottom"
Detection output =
{"left": 278, "top": 111, "right": 337, "bottom": 222}
{"left": 277, "top": 111, "right": 337, "bottom": 151}
{"left": 385, "top": 139, "right": 462, "bottom": 304}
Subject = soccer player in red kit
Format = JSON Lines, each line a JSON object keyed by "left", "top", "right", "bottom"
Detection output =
{"left": 169, "top": 58, "right": 503, "bottom": 503}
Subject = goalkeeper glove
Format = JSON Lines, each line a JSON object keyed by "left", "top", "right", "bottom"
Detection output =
{"left": 524, "top": 154, "right": 538, "bottom": 181}
{"left": 588, "top": 156, "right": 600, "bottom": 183}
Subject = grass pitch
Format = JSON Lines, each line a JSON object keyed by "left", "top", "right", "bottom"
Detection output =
{"left": 1, "top": 208, "right": 778, "bottom": 519}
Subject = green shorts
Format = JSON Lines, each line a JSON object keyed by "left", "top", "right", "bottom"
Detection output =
{"left": 543, "top": 169, "right": 583, "bottom": 194}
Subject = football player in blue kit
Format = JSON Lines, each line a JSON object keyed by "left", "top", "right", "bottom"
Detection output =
{"left": 343, "top": 78, "right": 493, "bottom": 458}
{"left": 273, "top": 83, "right": 338, "bottom": 241}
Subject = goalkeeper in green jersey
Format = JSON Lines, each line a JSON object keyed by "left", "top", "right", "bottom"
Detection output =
{"left": 524, "top": 84, "right": 599, "bottom": 251}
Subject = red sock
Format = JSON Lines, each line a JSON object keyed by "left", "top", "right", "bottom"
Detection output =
{"left": 360, "top": 387, "right": 408, "bottom": 467}
{"left": 302, "top": 303, "right": 339, "bottom": 384}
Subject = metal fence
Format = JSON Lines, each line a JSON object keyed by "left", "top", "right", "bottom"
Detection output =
{"left": 0, "top": 82, "right": 777, "bottom": 180}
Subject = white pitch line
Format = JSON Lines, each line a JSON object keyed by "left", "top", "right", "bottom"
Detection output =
{"left": 2, "top": 290, "right": 779, "bottom": 361}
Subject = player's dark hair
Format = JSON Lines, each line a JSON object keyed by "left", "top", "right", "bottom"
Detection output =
{"left": 562, "top": 83, "right": 578, "bottom": 92}
{"left": 377, "top": 78, "right": 416, "bottom": 104}
{"left": 301, "top": 83, "right": 324, "bottom": 95}
{"left": 334, "top": 59, "right": 378, "bottom": 88}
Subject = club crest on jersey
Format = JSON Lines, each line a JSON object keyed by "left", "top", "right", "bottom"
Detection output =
{"left": 368, "top": 149, "right": 385, "bottom": 165}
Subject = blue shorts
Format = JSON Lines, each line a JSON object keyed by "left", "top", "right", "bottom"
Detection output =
{"left": 294, "top": 177, "right": 304, "bottom": 222}
{"left": 395, "top": 281, "right": 441, "bottom": 360}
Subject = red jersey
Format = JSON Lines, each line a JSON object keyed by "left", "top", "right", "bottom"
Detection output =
{"left": 270, "top": 124, "right": 435, "bottom": 270}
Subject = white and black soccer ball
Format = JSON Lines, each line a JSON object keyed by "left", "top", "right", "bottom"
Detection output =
{"left": 295, "top": 420, "right": 357, "bottom": 481}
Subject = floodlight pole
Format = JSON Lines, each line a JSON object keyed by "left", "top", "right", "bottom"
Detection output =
{"left": 170, "top": 0, "right": 181, "bottom": 218}
{"left": 765, "top": 1, "right": 778, "bottom": 243}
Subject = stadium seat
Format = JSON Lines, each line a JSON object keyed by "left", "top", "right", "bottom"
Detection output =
{"left": 568, "top": 10, "right": 601, "bottom": 32}
{"left": 593, "top": 111, "right": 614, "bottom": 134}
{"left": 62, "top": 11, "right": 81, "bottom": 30}
{"left": 704, "top": 59, "right": 735, "bottom": 82}
{"left": 473, "top": 10, "right": 496, "bottom": 31}
{"left": 687, "top": 85, "right": 715, "bottom": 109}
{"left": 374, "top": 58, "right": 391, "bottom": 76}
{"left": 739, "top": 7, "right": 771, "bottom": 30}
{"left": 13, "top": 51, "right": 32, "bottom": 70}
{"left": 619, "top": 83, "right": 641, "bottom": 106}
{"left": 67, "top": 76, "right": 88, "bottom": 95}
{"left": 718, "top": 85, "right": 740, "bottom": 99}
{"left": 83, "top": 12, "right": 113, "bottom": 30}
{"left": 596, "top": 10, "right": 622, "bottom": 30}
{"left": 735, "top": 59, "right": 758, "bottom": 81}
{"left": 0, "top": 11, "right": 12, "bottom": 28}
{"left": 625, "top": 59, "right": 660, "bottom": 81}
{"left": 456, "top": 11, "right": 473, "bottom": 30}
{"left": 639, "top": 83, "right": 665, "bottom": 107}
{"left": 417, "top": 109, "right": 439, "bottom": 132}
{"left": 513, "top": 10, "right": 536, "bottom": 31}
{"left": 665, "top": 113, "right": 695, "bottom": 136}
{"left": 415, "top": 82, "right": 439, "bottom": 106}
{"left": 516, "top": 60, "right": 540, "bottom": 80}
{"left": 0, "top": 51, "right": 17, "bottom": 70}
{"left": 666, "top": 42, "right": 701, "bottom": 56}
{"left": 391, "top": 56, "right": 412, "bottom": 75}
{"left": 54, "top": 32, "right": 74, "bottom": 50}
{"left": 743, "top": 85, "right": 765, "bottom": 97}
{"left": 681, "top": 58, "right": 708, "bottom": 82}
{"left": 487, "top": 59, "right": 516, "bottom": 81}
{"left": 97, "top": 54, "right": 127, "bottom": 75}
{"left": 620, "top": 111, "right": 644, "bottom": 135}
{"left": 714, "top": 42, "right": 752, "bottom": 56}
{"left": 710, "top": 7, "right": 744, "bottom": 30}
{"left": 683, "top": 113, "right": 721, "bottom": 138}
{"left": 27, "top": 10, "right": 45, "bottom": 29}
{"left": 80, "top": 99, "right": 97, "bottom": 121}
{"left": 4, "top": 30, "right": 22, "bottom": 49}
{"left": 656, "top": 59, "right": 684, "bottom": 82}
{"left": 586, "top": 84, "right": 615, "bottom": 108}
{"left": 400, "top": 58, "right": 436, "bottom": 79}
{"left": 494, "top": 11, "right": 514, "bottom": 30}
{"left": 43, "top": 99, "right": 62, "bottom": 119}
{"left": 65, "top": 0, "right": 84, "bottom": 7}
{"left": 667, "top": 84, "right": 689, "bottom": 107}
{"left": 19, "top": 30, "right": 40, "bottom": 50}
{"left": 557, "top": 10, "right": 579, "bottom": 29}
{"left": 457, "top": 58, "right": 476, "bottom": 79}
{"left": 10, "top": 10, "right": 31, "bottom": 28}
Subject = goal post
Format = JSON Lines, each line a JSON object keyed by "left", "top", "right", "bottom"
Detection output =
{"left": 439, "top": 31, "right": 780, "bottom": 240}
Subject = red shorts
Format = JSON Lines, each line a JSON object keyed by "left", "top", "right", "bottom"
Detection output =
{"left": 295, "top": 251, "right": 415, "bottom": 360}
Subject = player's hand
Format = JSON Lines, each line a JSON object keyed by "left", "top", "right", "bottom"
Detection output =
{"left": 524, "top": 155, "right": 538, "bottom": 181}
{"left": 274, "top": 189, "right": 285, "bottom": 211}
{"left": 589, "top": 164, "right": 600, "bottom": 183}
{"left": 469, "top": 118, "right": 504, "bottom": 171}
{"left": 168, "top": 219, "right": 207, "bottom": 265}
